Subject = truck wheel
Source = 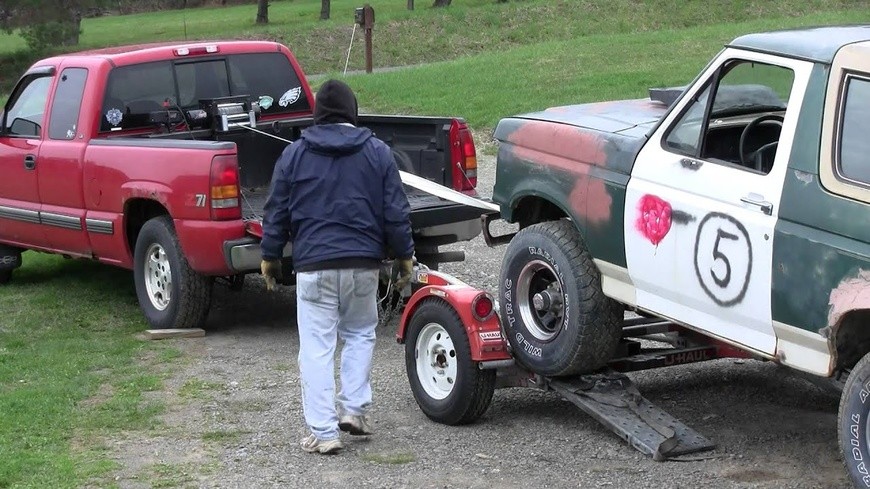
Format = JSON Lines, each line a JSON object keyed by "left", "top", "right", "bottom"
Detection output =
{"left": 405, "top": 299, "right": 496, "bottom": 425}
{"left": 133, "top": 216, "right": 212, "bottom": 329}
{"left": 839, "top": 351, "right": 870, "bottom": 487}
{"left": 0, "top": 245, "right": 21, "bottom": 285}
{"left": 499, "top": 220, "right": 621, "bottom": 376}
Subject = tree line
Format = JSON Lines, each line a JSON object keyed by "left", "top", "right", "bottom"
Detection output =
{"left": 0, "top": 0, "right": 479, "bottom": 53}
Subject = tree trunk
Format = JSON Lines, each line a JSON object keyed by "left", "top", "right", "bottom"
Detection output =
{"left": 432, "top": 0, "right": 451, "bottom": 6}
{"left": 320, "top": 0, "right": 330, "bottom": 20}
{"left": 61, "top": 12, "right": 82, "bottom": 46}
{"left": 256, "top": 0, "right": 268, "bottom": 24}
{"left": 407, "top": 0, "right": 414, "bottom": 9}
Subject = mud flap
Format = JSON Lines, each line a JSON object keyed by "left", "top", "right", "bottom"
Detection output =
{"left": 549, "top": 370, "right": 715, "bottom": 461}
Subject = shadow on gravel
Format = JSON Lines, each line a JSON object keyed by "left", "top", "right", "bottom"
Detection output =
{"left": 204, "top": 277, "right": 299, "bottom": 334}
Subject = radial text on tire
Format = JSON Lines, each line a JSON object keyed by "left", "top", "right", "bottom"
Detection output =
{"left": 499, "top": 220, "right": 622, "bottom": 377}
{"left": 838, "top": 350, "right": 870, "bottom": 487}
{"left": 133, "top": 216, "right": 212, "bottom": 329}
{"left": 404, "top": 299, "right": 496, "bottom": 425}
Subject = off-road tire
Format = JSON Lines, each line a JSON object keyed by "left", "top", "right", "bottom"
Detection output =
{"left": 499, "top": 220, "right": 621, "bottom": 376}
{"left": 839, "top": 351, "right": 870, "bottom": 487}
{"left": 405, "top": 299, "right": 496, "bottom": 425}
{"left": 133, "top": 216, "right": 212, "bottom": 329}
{"left": 0, "top": 269, "right": 11, "bottom": 285}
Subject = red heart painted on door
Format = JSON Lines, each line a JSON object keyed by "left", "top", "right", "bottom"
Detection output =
{"left": 636, "top": 194, "right": 672, "bottom": 246}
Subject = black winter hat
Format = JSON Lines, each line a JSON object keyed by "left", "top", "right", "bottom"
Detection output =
{"left": 313, "top": 79, "right": 358, "bottom": 125}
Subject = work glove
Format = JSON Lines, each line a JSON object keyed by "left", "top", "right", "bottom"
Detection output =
{"left": 393, "top": 257, "right": 415, "bottom": 291}
{"left": 260, "top": 259, "right": 283, "bottom": 292}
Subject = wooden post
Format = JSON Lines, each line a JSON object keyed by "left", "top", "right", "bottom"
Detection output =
{"left": 363, "top": 4, "right": 374, "bottom": 74}
{"left": 407, "top": 0, "right": 414, "bottom": 10}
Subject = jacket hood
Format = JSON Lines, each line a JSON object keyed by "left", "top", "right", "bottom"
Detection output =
{"left": 301, "top": 124, "right": 373, "bottom": 155}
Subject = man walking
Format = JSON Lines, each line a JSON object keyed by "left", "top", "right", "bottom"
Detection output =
{"left": 259, "top": 79, "right": 414, "bottom": 455}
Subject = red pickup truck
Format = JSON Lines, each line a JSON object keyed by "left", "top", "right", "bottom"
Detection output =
{"left": 0, "top": 41, "right": 482, "bottom": 330}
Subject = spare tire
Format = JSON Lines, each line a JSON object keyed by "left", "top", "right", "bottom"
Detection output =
{"left": 499, "top": 220, "right": 621, "bottom": 376}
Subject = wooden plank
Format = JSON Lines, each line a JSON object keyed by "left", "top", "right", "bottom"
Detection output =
{"left": 145, "top": 328, "right": 206, "bottom": 340}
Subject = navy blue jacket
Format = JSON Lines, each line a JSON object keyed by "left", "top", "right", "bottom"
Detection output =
{"left": 260, "top": 124, "right": 414, "bottom": 271}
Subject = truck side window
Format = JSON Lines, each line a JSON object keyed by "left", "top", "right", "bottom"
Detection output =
{"left": 838, "top": 76, "right": 870, "bottom": 185}
{"left": 48, "top": 68, "right": 87, "bottom": 140}
{"left": 663, "top": 60, "right": 794, "bottom": 174}
{"left": 101, "top": 61, "right": 175, "bottom": 132}
{"left": 4, "top": 75, "right": 52, "bottom": 138}
{"left": 664, "top": 83, "right": 711, "bottom": 155}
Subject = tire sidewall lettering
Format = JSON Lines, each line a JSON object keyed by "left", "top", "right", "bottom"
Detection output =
{"left": 845, "top": 372, "right": 870, "bottom": 487}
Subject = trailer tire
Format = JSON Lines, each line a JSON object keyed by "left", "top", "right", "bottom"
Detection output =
{"left": 133, "top": 216, "right": 212, "bottom": 330}
{"left": 499, "top": 220, "right": 621, "bottom": 376}
{"left": 839, "top": 351, "right": 870, "bottom": 487}
{"left": 405, "top": 299, "right": 495, "bottom": 425}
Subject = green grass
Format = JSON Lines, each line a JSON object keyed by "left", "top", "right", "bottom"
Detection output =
{"left": 341, "top": 8, "right": 870, "bottom": 132}
{"left": 1, "top": 0, "right": 867, "bottom": 90}
{"left": 178, "top": 379, "right": 225, "bottom": 400}
{"left": 0, "top": 252, "right": 166, "bottom": 488}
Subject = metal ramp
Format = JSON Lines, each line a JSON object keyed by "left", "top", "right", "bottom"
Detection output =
{"left": 549, "top": 370, "right": 716, "bottom": 461}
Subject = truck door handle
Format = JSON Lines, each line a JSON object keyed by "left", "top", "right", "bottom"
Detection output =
{"left": 740, "top": 194, "right": 773, "bottom": 215}
{"left": 23, "top": 154, "right": 36, "bottom": 170}
{"left": 679, "top": 158, "right": 703, "bottom": 170}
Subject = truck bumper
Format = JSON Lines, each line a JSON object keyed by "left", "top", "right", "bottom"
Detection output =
{"left": 223, "top": 237, "right": 292, "bottom": 274}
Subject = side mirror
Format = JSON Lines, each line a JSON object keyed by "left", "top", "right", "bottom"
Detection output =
{"left": 9, "top": 117, "right": 40, "bottom": 137}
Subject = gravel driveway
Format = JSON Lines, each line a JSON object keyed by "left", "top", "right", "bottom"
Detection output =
{"left": 109, "top": 155, "right": 851, "bottom": 488}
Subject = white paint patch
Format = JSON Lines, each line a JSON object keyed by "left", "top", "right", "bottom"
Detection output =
{"left": 793, "top": 170, "right": 814, "bottom": 184}
{"left": 828, "top": 269, "right": 870, "bottom": 327}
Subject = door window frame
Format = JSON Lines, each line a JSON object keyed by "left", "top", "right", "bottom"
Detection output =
{"left": 820, "top": 41, "right": 870, "bottom": 203}
{"left": 2, "top": 65, "right": 56, "bottom": 139}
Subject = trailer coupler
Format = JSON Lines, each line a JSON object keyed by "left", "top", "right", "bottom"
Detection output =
{"left": 548, "top": 370, "right": 715, "bottom": 461}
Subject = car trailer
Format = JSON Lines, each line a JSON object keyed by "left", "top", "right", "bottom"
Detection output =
{"left": 395, "top": 266, "right": 760, "bottom": 461}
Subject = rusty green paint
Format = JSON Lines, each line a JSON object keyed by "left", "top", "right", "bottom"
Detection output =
{"left": 492, "top": 100, "right": 662, "bottom": 268}
{"left": 772, "top": 64, "right": 870, "bottom": 333}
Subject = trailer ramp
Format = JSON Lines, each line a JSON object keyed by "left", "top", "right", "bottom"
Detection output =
{"left": 549, "top": 370, "right": 715, "bottom": 461}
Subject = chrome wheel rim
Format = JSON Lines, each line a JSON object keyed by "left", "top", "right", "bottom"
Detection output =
{"left": 415, "top": 322, "right": 458, "bottom": 400}
{"left": 144, "top": 243, "right": 172, "bottom": 311}
{"left": 517, "top": 259, "right": 564, "bottom": 341}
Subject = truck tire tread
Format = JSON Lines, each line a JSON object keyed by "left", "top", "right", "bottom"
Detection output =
{"left": 500, "top": 220, "right": 621, "bottom": 376}
{"left": 134, "top": 216, "right": 212, "bottom": 329}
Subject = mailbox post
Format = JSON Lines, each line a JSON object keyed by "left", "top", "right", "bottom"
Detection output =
{"left": 354, "top": 5, "right": 375, "bottom": 73}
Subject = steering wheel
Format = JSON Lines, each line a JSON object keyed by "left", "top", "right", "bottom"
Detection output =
{"left": 738, "top": 114, "right": 784, "bottom": 171}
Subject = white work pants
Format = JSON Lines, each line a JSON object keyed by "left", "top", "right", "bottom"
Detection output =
{"left": 295, "top": 268, "right": 378, "bottom": 441}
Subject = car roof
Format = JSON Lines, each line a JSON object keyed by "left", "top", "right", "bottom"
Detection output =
{"left": 728, "top": 24, "right": 870, "bottom": 64}
{"left": 41, "top": 40, "right": 283, "bottom": 67}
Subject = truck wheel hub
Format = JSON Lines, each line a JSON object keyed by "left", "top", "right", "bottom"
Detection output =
{"left": 144, "top": 243, "right": 172, "bottom": 311}
{"left": 415, "top": 322, "right": 458, "bottom": 400}
{"left": 518, "top": 260, "right": 564, "bottom": 342}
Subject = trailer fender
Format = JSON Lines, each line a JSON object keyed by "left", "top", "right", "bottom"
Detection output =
{"left": 397, "top": 284, "right": 511, "bottom": 363}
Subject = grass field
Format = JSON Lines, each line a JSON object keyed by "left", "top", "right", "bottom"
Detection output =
{"left": 1, "top": 1, "right": 869, "bottom": 486}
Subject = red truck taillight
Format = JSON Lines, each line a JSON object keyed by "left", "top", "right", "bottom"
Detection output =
{"left": 210, "top": 155, "right": 241, "bottom": 220}
{"left": 449, "top": 120, "right": 477, "bottom": 193}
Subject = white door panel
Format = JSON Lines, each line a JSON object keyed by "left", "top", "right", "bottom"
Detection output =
{"left": 625, "top": 49, "right": 813, "bottom": 355}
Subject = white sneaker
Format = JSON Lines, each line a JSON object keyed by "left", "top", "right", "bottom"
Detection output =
{"left": 300, "top": 434, "right": 344, "bottom": 454}
{"left": 339, "top": 414, "right": 374, "bottom": 436}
